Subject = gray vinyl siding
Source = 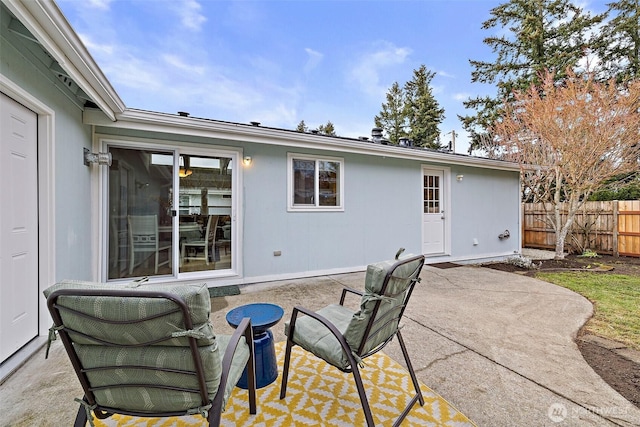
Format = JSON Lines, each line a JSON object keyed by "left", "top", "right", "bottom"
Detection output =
{"left": 1, "top": 5, "right": 94, "bottom": 281}
{"left": 243, "top": 146, "right": 423, "bottom": 277}
{"left": 94, "top": 126, "right": 425, "bottom": 279}
{"left": 95, "top": 124, "right": 521, "bottom": 282}
{"left": 448, "top": 166, "right": 521, "bottom": 261}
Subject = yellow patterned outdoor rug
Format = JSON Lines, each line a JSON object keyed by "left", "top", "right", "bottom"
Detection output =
{"left": 95, "top": 342, "right": 474, "bottom": 426}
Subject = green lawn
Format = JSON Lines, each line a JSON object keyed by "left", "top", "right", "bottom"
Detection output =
{"left": 536, "top": 272, "right": 640, "bottom": 351}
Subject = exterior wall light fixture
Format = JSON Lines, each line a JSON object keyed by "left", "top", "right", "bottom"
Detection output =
{"left": 243, "top": 156, "right": 252, "bottom": 166}
{"left": 84, "top": 148, "right": 112, "bottom": 166}
{"left": 456, "top": 174, "right": 464, "bottom": 181}
{"left": 179, "top": 155, "right": 192, "bottom": 177}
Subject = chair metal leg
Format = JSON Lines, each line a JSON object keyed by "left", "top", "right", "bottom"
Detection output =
{"left": 246, "top": 326, "right": 257, "bottom": 415}
{"left": 74, "top": 399, "right": 88, "bottom": 427}
{"left": 351, "top": 365, "right": 376, "bottom": 427}
{"left": 393, "top": 394, "right": 420, "bottom": 427}
{"left": 209, "top": 406, "right": 221, "bottom": 427}
{"left": 396, "top": 330, "right": 424, "bottom": 406}
{"left": 388, "top": 330, "right": 424, "bottom": 427}
{"left": 279, "top": 339, "right": 294, "bottom": 399}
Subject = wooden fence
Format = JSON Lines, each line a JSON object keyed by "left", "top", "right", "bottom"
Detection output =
{"left": 522, "top": 200, "right": 640, "bottom": 257}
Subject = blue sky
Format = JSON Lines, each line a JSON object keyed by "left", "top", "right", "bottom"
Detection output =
{"left": 57, "top": 0, "right": 609, "bottom": 154}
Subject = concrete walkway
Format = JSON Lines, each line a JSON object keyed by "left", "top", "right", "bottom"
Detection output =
{"left": 2, "top": 265, "right": 639, "bottom": 426}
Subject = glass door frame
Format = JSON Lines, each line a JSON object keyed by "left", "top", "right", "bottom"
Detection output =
{"left": 421, "top": 165, "right": 451, "bottom": 256}
{"left": 98, "top": 136, "right": 243, "bottom": 283}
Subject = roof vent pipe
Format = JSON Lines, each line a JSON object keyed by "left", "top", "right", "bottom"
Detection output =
{"left": 371, "top": 127, "right": 383, "bottom": 143}
{"left": 178, "top": 111, "right": 190, "bottom": 117}
{"left": 399, "top": 137, "right": 412, "bottom": 147}
{"left": 250, "top": 121, "right": 260, "bottom": 126}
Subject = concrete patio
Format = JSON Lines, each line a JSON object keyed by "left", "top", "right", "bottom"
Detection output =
{"left": 1, "top": 262, "right": 639, "bottom": 426}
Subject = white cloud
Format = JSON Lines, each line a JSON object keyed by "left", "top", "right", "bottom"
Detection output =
{"left": 247, "top": 56, "right": 282, "bottom": 77}
{"left": 437, "top": 70, "right": 455, "bottom": 78}
{"left": 251, "top": 103, "right": 298, "bottom": 127}
{"left": 106, "top": 55, "right": 165, "bottom": 93}
{"left": 173, "top": 0, "right": 207, "bottom": 32}
{"left": 96, "top": 43, "right": 304, "bottom": 128}
{"left": 348, "top": 42, "right": 412, "bottom": 98}
{"left": 162, "top": 54, "right": 205, "bottom": 75}
{"left": 85, "top": 0, "right": 111, "bottom": 10}
{"left": 304, "top": 48, "right": 323, "bottom": 74}
{"left": 78, "top": 33, "right": 114, "bottom": 56}
{"left": 431, "top": 84, "right": 445, "bottom": 95}
{"left": 453, "top": 93, "right": 470, "bottom": 102}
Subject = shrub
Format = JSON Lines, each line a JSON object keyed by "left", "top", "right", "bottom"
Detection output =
{"left": 579, "top": 249, "right": 600, "bottom": 258}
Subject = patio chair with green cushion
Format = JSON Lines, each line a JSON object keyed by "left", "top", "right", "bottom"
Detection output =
{"left": 44, "top": 280, "right": 256, "bottom": 427}
{"left": 279, "top": 249, "right": 425, "bottom": 427}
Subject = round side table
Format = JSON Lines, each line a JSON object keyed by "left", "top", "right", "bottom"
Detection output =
{"left": 226, "top": 302, "right": 284, "bottom": 389}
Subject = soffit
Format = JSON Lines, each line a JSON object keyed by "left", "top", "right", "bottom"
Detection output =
{"left": 2, "top": 0, "right": 125, "bottom": 120}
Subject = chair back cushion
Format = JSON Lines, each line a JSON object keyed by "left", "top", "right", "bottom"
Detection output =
{"left": 44, "top": 280, "right": 215, "bottom": 346}
{"left": 44, "top": 281, "right": 232, "bottom": 413}
{"left": 73, "top": 343, "right": 223, "bottom": 412}
{"left": 344, "top": 254, "right": 423, "bottom": 356}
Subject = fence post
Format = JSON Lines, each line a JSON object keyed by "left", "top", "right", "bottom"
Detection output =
{"left": 612, "top": 200, "right": 619, "bottom": 257}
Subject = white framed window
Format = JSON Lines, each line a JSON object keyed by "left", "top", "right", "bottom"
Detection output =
{"left": 287, "top": 153, "right": 344, "bottom": 211}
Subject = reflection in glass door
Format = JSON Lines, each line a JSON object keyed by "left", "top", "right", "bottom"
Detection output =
{"left": 107, "top": 147, "right": 174, "bottom": 279}
{"left": 107, "top": 147, "right": 234, "bottom": 280}
{"left": 178, "top": 154, "right": 233, "bottom": 274}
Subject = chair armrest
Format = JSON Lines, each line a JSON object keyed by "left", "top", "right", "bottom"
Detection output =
{"left": 287, "top": 306, "right": 356, "bottom": 369}
{"left": 339, "top": 287, "right": 364, "bottom": 305}
{"left": 220, "top": 317, "right": 252, "bottom": 376}
{"left": 216, "top": 317, "right": 256, "bottom": 413}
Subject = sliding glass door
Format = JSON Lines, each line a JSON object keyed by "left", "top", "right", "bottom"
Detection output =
{"left": 177, "top": 154, "right": 233, "bottom": 274}
{"left": 106, "top": 145, "right": 235, "bottom": 280}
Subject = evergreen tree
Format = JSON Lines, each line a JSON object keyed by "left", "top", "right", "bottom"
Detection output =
{"left": 595, "top": 0, "right": 640, "bottom": 82}
{"left": 318, "top": 120, "right": 337, "bottom": 136}
{"left": 296, "top": 119, "right": 337, "bottom": 136}
{"left": 460, "top": 0, "right": 603, "bottom": 152}
{"left": 296, "top": 120, "right": 309, "bottom": 132}
{"left": 374, "top": 82, "right": 408, "bottom": 145}
{"left": 404, "top": 65, "right": 445, "bottom": 149}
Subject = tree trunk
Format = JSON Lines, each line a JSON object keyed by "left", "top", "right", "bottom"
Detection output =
{"left": 553, "top": 170, "right": 564, "bottom": 259}
{"left": 555, "top": 226, "right": 568, "bottom": 259}
{"left": 554, "top": 194, "right": 583, "bottom": 260}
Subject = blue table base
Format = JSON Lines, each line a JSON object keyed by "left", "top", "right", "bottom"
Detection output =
{"left": 237, "top": 329, "right": 278, "bottom": 389}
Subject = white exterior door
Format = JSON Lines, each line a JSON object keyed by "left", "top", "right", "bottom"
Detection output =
{"left": 0, "top": 93, "right": 39, "bottom": 362}
{"left": 422, "top": 168, "right": 445, "bottom": 255}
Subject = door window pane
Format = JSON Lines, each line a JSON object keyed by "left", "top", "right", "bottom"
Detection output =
{"left": 423, "top": 173, "right": 441, "bottom": 214}
{"left": 108, "top": 147, "right": 173, "bottom": 279}
{"left": 178, "top": 155, "right": 233, "bottom": 273}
